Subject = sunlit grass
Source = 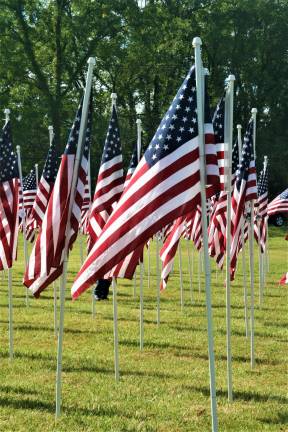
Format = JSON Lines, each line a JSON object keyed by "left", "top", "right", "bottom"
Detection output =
{"left": 0, "top": 227, "right": 287, "bottom": 431}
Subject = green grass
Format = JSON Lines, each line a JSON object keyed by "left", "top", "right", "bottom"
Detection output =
{"left": 0, "top": 227, "right": 287, "bottom": 431}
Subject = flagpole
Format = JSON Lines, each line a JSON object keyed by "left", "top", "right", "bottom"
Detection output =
{"left": 187, "top": 239, "right": 193, "bottom": 304}
{"left": 224, "top": 74, "right": 235, "bottom": 402}
{"left": 263, "top": 155, "right": 269, "bottom": 287}
{"left": 250, "top": 107, "right": 257, "bottom": 370}
{"left": 112, "top": 277, "right": 120, "bottom": 381}
{"left": 48, "top": 125, "right": 59, "bottom": 332}
{"left": 8, "top": 267, "right": 13, "bottom": 359}
{"left": 110, "top": 92, "right": 121, "bottom": 377}
{"left": 237, "top": 124, "right": 249, "bottom": 338}
{"left": 193, "top": 36, "right": 218, "bottom": 432}
{"left": 4, "top": 109, "right": 14, "bottom": 359}
{"left": 139, "top": 261, "right": 144, "bottom": 350}
{"left": 147, "top": 240, "right": 151, "bottom": 291}
{"left": 16, "top": 145, "right": 29, "bottom": 307}
{"left": 198, "top": 249, "right": 201, "bottom": 293}
{"left": 178, "top": 242, "right": 184, "bottom": 311}
{"left": 156, "top": 235, "right": 160, "bottom": 325}
{"left": 55, "top": 57, "right": 95, "bottom": 418}
{"left": 88, "top": 151, "right": 96, "bottom": 318}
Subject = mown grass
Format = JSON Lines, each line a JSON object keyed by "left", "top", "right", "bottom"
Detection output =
{"left": 0, "top": 227, "right": 287, "bottom": 431}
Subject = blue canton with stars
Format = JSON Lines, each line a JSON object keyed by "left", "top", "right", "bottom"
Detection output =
{"left": 128, "top": 143, "right": 138, "bottom": 171}
{"left": 0, "top": 121, "right": 19, "bottom": 182}
{"left": 257, "top": 165, "right": 268, "bottom": 197}
{"left": 212, "top": 97, "right": 225, "bottom": 143}
{"left": 23, "top": 168, "right": 36, "bottom": 191}
{"left": 42, "top": 137, "right": 59, "bottom": 183}
{"left": 65, "top": 99, "right": 83, "bottom": 155}
{"left": 280, "top": 189, "right": 288, "bottom": 200}
{"left": 235, "top": 120, "right": 254, "bottom": 191}
{"left": 101, "top": 105, "right": 121, "bottom": 165}
{"left": 64, "top": 94, "right": 93, "bottom": 159}
{"left": 232, "top": 139, "right": 239, "bottom": 176}
{"left": 145, "top": 66, "right": 200, "bottom": 167}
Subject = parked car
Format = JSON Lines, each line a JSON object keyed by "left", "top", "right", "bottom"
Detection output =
{"left": 268, "top": 212, "right": 287, "bottom": 227}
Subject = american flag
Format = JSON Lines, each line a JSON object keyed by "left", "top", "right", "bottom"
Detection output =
{"left": 208, "top": 139, "right": 239, "bottom": 268}
{"left": 279, "top": 272, "right": 288, "bottom": 285}
{"left": 87, "top": 104, "right": 124, "bottom": 249}
{"left": 0, "top": 120, "right": 19, "bottom": 270}
{"left": 22, "top": 169, "right": 37, "bottom": 214}
{"left": 71, "top": 65, "right": 220, "bottom": 299}
{"left": 190, "top": 205, "right": 202, "bottom": 250}
{"left": 79, "top": 176, "right": 91, "bottom": 234}
{"left": 230, "top": 120, "right": 257, "bottom": 279}
{"left": 25, "top": 135, "right": 59, "bottom": 240}
{"left": 24, "top": 96, "right": 93, "bottom": 297}
{"left": 19, "top": 168, "right": 37, "bottom": 242}
{"left": 267, "top": 188, "right": 288, "bottom": 216}
{"left": 124, "top": 143, "right": 138, "bottom": 190}
{"left": 213, "top": 96, "right": 226, "bottom": 190}
{"left": 160, "top": 215, "right": 186, "bottom": 290}
{"left": 254, "top": 163, "right": 268, "bottom": 253}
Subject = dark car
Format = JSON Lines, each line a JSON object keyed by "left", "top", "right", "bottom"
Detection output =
{"left": 268, "top": 212, "right": 287, "bottom": 227}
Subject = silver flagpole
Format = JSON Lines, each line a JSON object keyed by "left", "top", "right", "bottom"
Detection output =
{"left": 139, "top": 260, "right": 144, "bottom": 350}
{"left": 263, "top": 156, "right": 269, "bottom": 289}
{"left": 112, "top": 277, "right": 120, "bottom": 381}
{"left": 156, "top": 235, "right": 160, "bottom": 325}
{"left": 198, "top": 249, "right": 201, "bottom": 293}
{"left": 48, "top": 126, "right": 58, "bottom": 335}
{"left": 136, "top": 118, "right": 145, "bottom": 348}
{"left": 16, "top": 145, "right": 29, "bottom": 307}
{"left": 250, "top": 107, "right": 257, "bottom": 370}
{"left": 88, "top": 151, "right": 96, "bottom": 319}
{"left": 187, "top": 239, "right": 193, "bottom": 303}
{"left": 237, "top": 124, "right": 249, "bottom": 338}
{"left": 178, "top": 242, "right": 184, "bottom": 311}
{"left": 55, "top": 57, "right": 95, "bottom": 418}
{"left": 4, "top": 109, "right": 14, "bottom": 359}
{"left": 193, "top": 37, "right": 218, "bottom": 432}
{"left": 224, "top": 74, "right": 235, "bottom": 402}
{"left": 110, "top": 92, "right": 121, "bottom": 378}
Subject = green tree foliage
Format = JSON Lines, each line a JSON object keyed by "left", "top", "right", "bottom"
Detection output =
{"left": 0, "top": 0, "right": 287, "bottom": 196}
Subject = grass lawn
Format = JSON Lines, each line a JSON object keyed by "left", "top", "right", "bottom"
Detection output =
{"left": 0, "top": 227, "right": 287, "bottom": 431}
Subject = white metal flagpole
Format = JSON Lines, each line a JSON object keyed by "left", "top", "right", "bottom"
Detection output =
{"left": 178, "top": 242, "right": 184, "bottom": 311}
{"left": 48, "top": 126, "right": 59, "bottom": 333}
{"left": 237, "top": 124, "right": 249, "bottom": 338}
{"left": 249, "top": 107, "right": 257, "bottom": 369}
{"left": 4, "top": 109, "right": 14, "bottom": 359}
{"left": 112, "top": 277, "right": 120, "bottom": 381}
{"left": 35, "top": 163, "right": 39, "bottom": 188}
{"left": 16, "top": 145, "right": 29, "bottom": 307}
{"left": 186, "top": 238, "right": 193, "bottom": 303}
{"left": 156, "top": 235, "right": 160, "bottom": 325}
{"left": 198, "top": 249, "right": 201, "bottom": 293}
{"left": 193, "top": 36, "right": 218, "bottom": 432}
{"left": 110, "top": 92, "right": 121, "bottom": 378}
{"left": 224, "top": 74, "right": 235, "bottom": 402}
{"left": 55, "top": 57, "right": 95, "bottom": 418}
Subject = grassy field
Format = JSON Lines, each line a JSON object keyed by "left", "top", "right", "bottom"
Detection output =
{"left": 0, "top": 227, "right": 287, "bottom": 431}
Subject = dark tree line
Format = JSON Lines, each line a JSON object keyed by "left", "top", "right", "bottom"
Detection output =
{"left": 0, "top": 0, "right": 287, "bottom": 197}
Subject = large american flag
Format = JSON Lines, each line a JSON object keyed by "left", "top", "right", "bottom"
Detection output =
{"left": 24, "top": 96, "right": 93, "bottom": 297}
{"left": 25, "top": 135, "right": 59, "bottom": 240}
{"left": 71, "top": 65, "right": 220, "bottom": 299}
{"left": 0, "top": 120, "right": 19, "bottom": 270}
{"left": 230, "top": 120, "right": 257, "bottom": 279}
{"left": 87, "top": 104, "right": 124, "bottom": 249}
{"left": 254, "top": 163, "right": 268, "bottom": 253}
{"left": 267, "top": 188, "right": 288, "bottom": 216}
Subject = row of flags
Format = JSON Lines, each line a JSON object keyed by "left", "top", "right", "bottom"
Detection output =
{"left": 0, "top": 63, "right": 287, "bottom": 296}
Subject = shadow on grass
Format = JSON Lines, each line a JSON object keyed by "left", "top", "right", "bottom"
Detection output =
{"left": 261, "top": 410, "right": 288, "bottom": 425}
{"left": 182, "top": 384, "right": 288, "bottom": 404}
{"left": 0, "top": 384, "right": 40, "bottom": 396}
